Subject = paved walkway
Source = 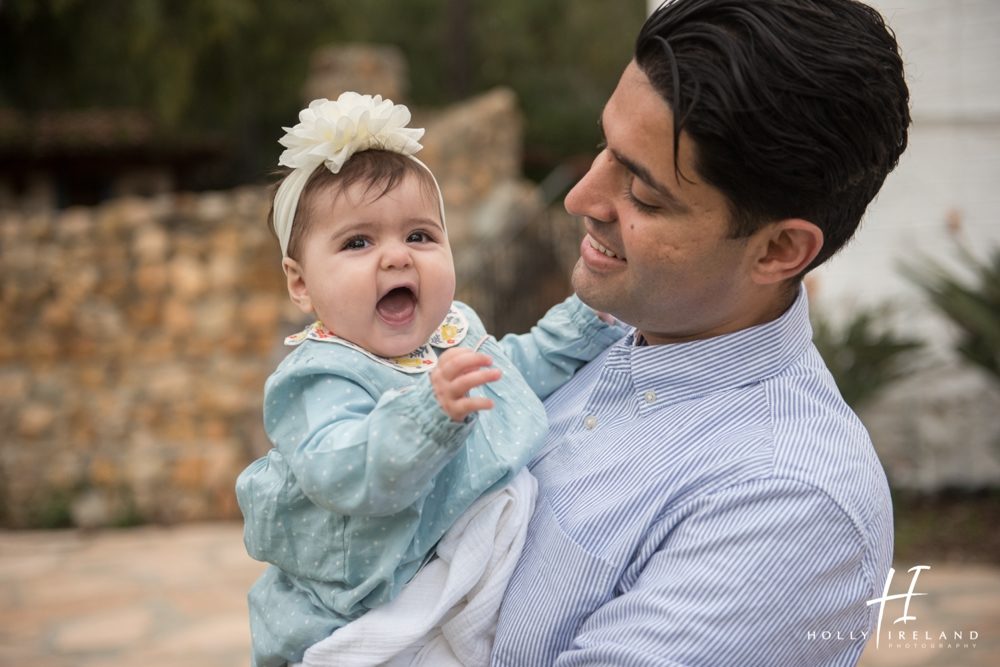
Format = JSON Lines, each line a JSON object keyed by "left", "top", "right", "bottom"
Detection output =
{"left": 0, "top": 523, "right": 263, "bottom": 667}
{"left": 0, "top": 522, "right": 997, "bottom": 666}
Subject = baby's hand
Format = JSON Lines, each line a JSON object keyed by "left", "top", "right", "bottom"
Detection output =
{"left": 431, "top": 348, "right": 501, "bottom": 422}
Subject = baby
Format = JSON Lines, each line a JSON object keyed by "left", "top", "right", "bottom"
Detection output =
{"left": 236, "top": 93, "right": 625, "bottom": 667}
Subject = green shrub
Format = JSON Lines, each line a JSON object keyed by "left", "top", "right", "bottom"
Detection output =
{"left": 812, "top": 305, "right": 922, "bottom": 409}
{"left": 901, "top": 245, "right": 1000, "bottom": 384}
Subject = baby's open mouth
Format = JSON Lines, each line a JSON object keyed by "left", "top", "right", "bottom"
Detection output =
{"left": 376, "top": 286, "right": 417, "bottom": 324}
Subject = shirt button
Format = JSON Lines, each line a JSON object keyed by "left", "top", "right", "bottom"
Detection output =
{"left": 644, "top": 390, "right": 656, "bottom": 404}
{"left": 583, "top": 415, "right": 598, "bottom": 430}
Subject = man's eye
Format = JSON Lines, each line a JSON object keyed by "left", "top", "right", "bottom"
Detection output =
{"left": 625, "top": 189, "right": 659, "bottom": 214}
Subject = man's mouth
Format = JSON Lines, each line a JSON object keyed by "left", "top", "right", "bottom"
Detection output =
{"left": 588, "top": 235, "right": 625, "bottom": 260}
{"left": 376, "top": 286, "right": 417, "bottom": 325}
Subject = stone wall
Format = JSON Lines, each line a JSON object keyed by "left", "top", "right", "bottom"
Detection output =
{"left": 0, "top": 85, "right": 573, "bottom": 528}
{"left": 0, "top": 190, "right": 284, "bottom": 527}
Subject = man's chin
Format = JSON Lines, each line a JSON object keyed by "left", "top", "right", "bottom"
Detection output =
{"left": 571, "top": 268, "right": 611, "bottom": 312}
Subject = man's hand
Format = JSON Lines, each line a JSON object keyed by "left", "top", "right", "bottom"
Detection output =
{"left": 430, "top": 348, "right": 501, "bottom": 422}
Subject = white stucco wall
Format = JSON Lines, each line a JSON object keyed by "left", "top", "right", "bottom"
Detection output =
{"left": 814, "top": 1, "right": 1000, "bottom": 336}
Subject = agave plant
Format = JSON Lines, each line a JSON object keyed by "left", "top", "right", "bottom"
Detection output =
{"left": 811, "top": 305, "right": 923, "bottom": 409}
{"left": 901, "top": 245, "right": 1000, "bottom": 384}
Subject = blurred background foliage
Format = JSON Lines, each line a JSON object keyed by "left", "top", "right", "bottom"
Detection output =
{"left": 811, "top": 305, "right": 923, "bottom": 410}
{"left": 0, "top": 0, "right": 645, "bottom": 188}
{"left": 901, "top": 245, "right": 1000, "bottom": 385}
{"left": 812, "top": 243, "right": 1000, "bottom": 410}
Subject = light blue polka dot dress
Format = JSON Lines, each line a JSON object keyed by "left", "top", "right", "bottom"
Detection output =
{"left": 236, "top": 295, "right": 627, "bottom": 666}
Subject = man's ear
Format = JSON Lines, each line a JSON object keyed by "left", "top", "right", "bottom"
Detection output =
{"left": 282, "top": 257, "right": 314, "bottom": 314}
{"left": 751, "top": 219, "right": 824, "bottom": 285}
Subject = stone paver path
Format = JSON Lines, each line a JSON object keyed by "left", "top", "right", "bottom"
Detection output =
{"left": 0, "top": 522, "right": 997, "bottom": 666}
{"left": 858, "top": 562, "right": 999, "bottom": 667}
{"left": 0, "top": 523, "right": 264, "bottom": 667}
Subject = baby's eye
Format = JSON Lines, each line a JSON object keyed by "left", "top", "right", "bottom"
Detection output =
{"left": 343, "top": 236, "right": 370, "bottom": 250}
{"left": 406, "top": 231, "right": 432, "bottom": 243}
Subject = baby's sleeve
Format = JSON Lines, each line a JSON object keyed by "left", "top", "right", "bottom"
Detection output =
{"left": 263, "top": 364, "right": 474, "bottom": 517}
{"left": 495, "top": 294, "right": 628, "bottom": 401}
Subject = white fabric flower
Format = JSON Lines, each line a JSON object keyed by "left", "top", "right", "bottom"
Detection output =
{"left": 277, "top": 93, "right": 425, "bottom": 174}
{"left": 271, "top": 92, "right": 443, "bottom": 259}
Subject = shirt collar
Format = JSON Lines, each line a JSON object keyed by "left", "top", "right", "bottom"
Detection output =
{"left": 604, "top": 285, "right": 814, "bottom": 407}
{"left": 283, "top": 304, "right": 469, "bottom": 374}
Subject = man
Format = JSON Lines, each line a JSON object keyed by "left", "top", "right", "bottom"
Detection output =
{"left": 491, "top": 0, "right": 909, "bottom": 665}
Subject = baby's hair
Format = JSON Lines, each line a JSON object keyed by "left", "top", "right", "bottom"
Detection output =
{"left": 268, "top": 150, "right": 440, "bottom": 261}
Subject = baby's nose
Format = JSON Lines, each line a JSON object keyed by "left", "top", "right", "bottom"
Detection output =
{"left": 380, "top": 242, "right": 413, "bottom": 270}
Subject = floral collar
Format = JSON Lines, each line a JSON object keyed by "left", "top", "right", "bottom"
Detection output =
{"left": 283, "top": 305, "right": 469, "bottom": 373}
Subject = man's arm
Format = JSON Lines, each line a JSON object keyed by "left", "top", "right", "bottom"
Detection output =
{"left": 556, "top": 478, "right": 880, "bottom": 667}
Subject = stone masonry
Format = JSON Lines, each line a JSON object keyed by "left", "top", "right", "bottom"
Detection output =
{"left": 0, "top": 189, "right": 284, "bottom": 528}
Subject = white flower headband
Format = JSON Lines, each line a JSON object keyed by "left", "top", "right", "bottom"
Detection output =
{"left": 272, "top": 92, "right": 446, "bottom": 258}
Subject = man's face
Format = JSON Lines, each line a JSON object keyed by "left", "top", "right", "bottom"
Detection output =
{"left": 287, "top": 171, "right": 456, "bottom": 358}
{"left": 565, "top": 61, "right": 772, "bottom": 344}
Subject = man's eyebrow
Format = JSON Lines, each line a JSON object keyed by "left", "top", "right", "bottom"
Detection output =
{"left": 598, "top": 115, "right": 691, "bottom": 214}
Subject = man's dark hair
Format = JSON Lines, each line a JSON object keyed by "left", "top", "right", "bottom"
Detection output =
{"left": 636, "top": 0, "right": 910, "bottom": 271}
{"left": 269, "top": 150, "right": 438, "bottom": 261}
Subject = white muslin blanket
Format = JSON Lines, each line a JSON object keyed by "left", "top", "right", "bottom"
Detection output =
{"left": 294, "top": 468, "right": 537, "bottom": 667}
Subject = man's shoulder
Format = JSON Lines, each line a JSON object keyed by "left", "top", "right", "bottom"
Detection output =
{"left": 760, "top": 353, "right": 891, "bottom": 543}
{"left": 763, "top": 347, "right": 875, "bottom": 466}
{"left": 665, "top": 344, "right": 891, "bottom": 540}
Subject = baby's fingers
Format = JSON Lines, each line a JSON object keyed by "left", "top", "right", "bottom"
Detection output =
{"left": 449, "top": 395, "right": 495, "bottom": 418}
{"left": 446, "top": 365, "right": 502, "bottom": 397}
{"left": 431, "top": 348, "right": 502, "bottom": 422}
{"left": 437, "top": 348, "right": 495, "bottom": 381}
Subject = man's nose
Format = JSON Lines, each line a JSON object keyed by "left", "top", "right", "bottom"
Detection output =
{"left": 564, "top": 150, "right": 616, "bottom": 224}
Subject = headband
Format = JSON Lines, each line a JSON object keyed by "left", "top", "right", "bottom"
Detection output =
{"left": 273, "top": 92, "right": 446, "bottom": 258}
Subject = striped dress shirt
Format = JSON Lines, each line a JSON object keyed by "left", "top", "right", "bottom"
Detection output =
{"left": 491, "top": 286, "right": 893, "bottom": 666}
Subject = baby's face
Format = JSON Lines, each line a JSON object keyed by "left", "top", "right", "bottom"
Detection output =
{"left": 288, "top": 171, "right": 456, "bottom": 358}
